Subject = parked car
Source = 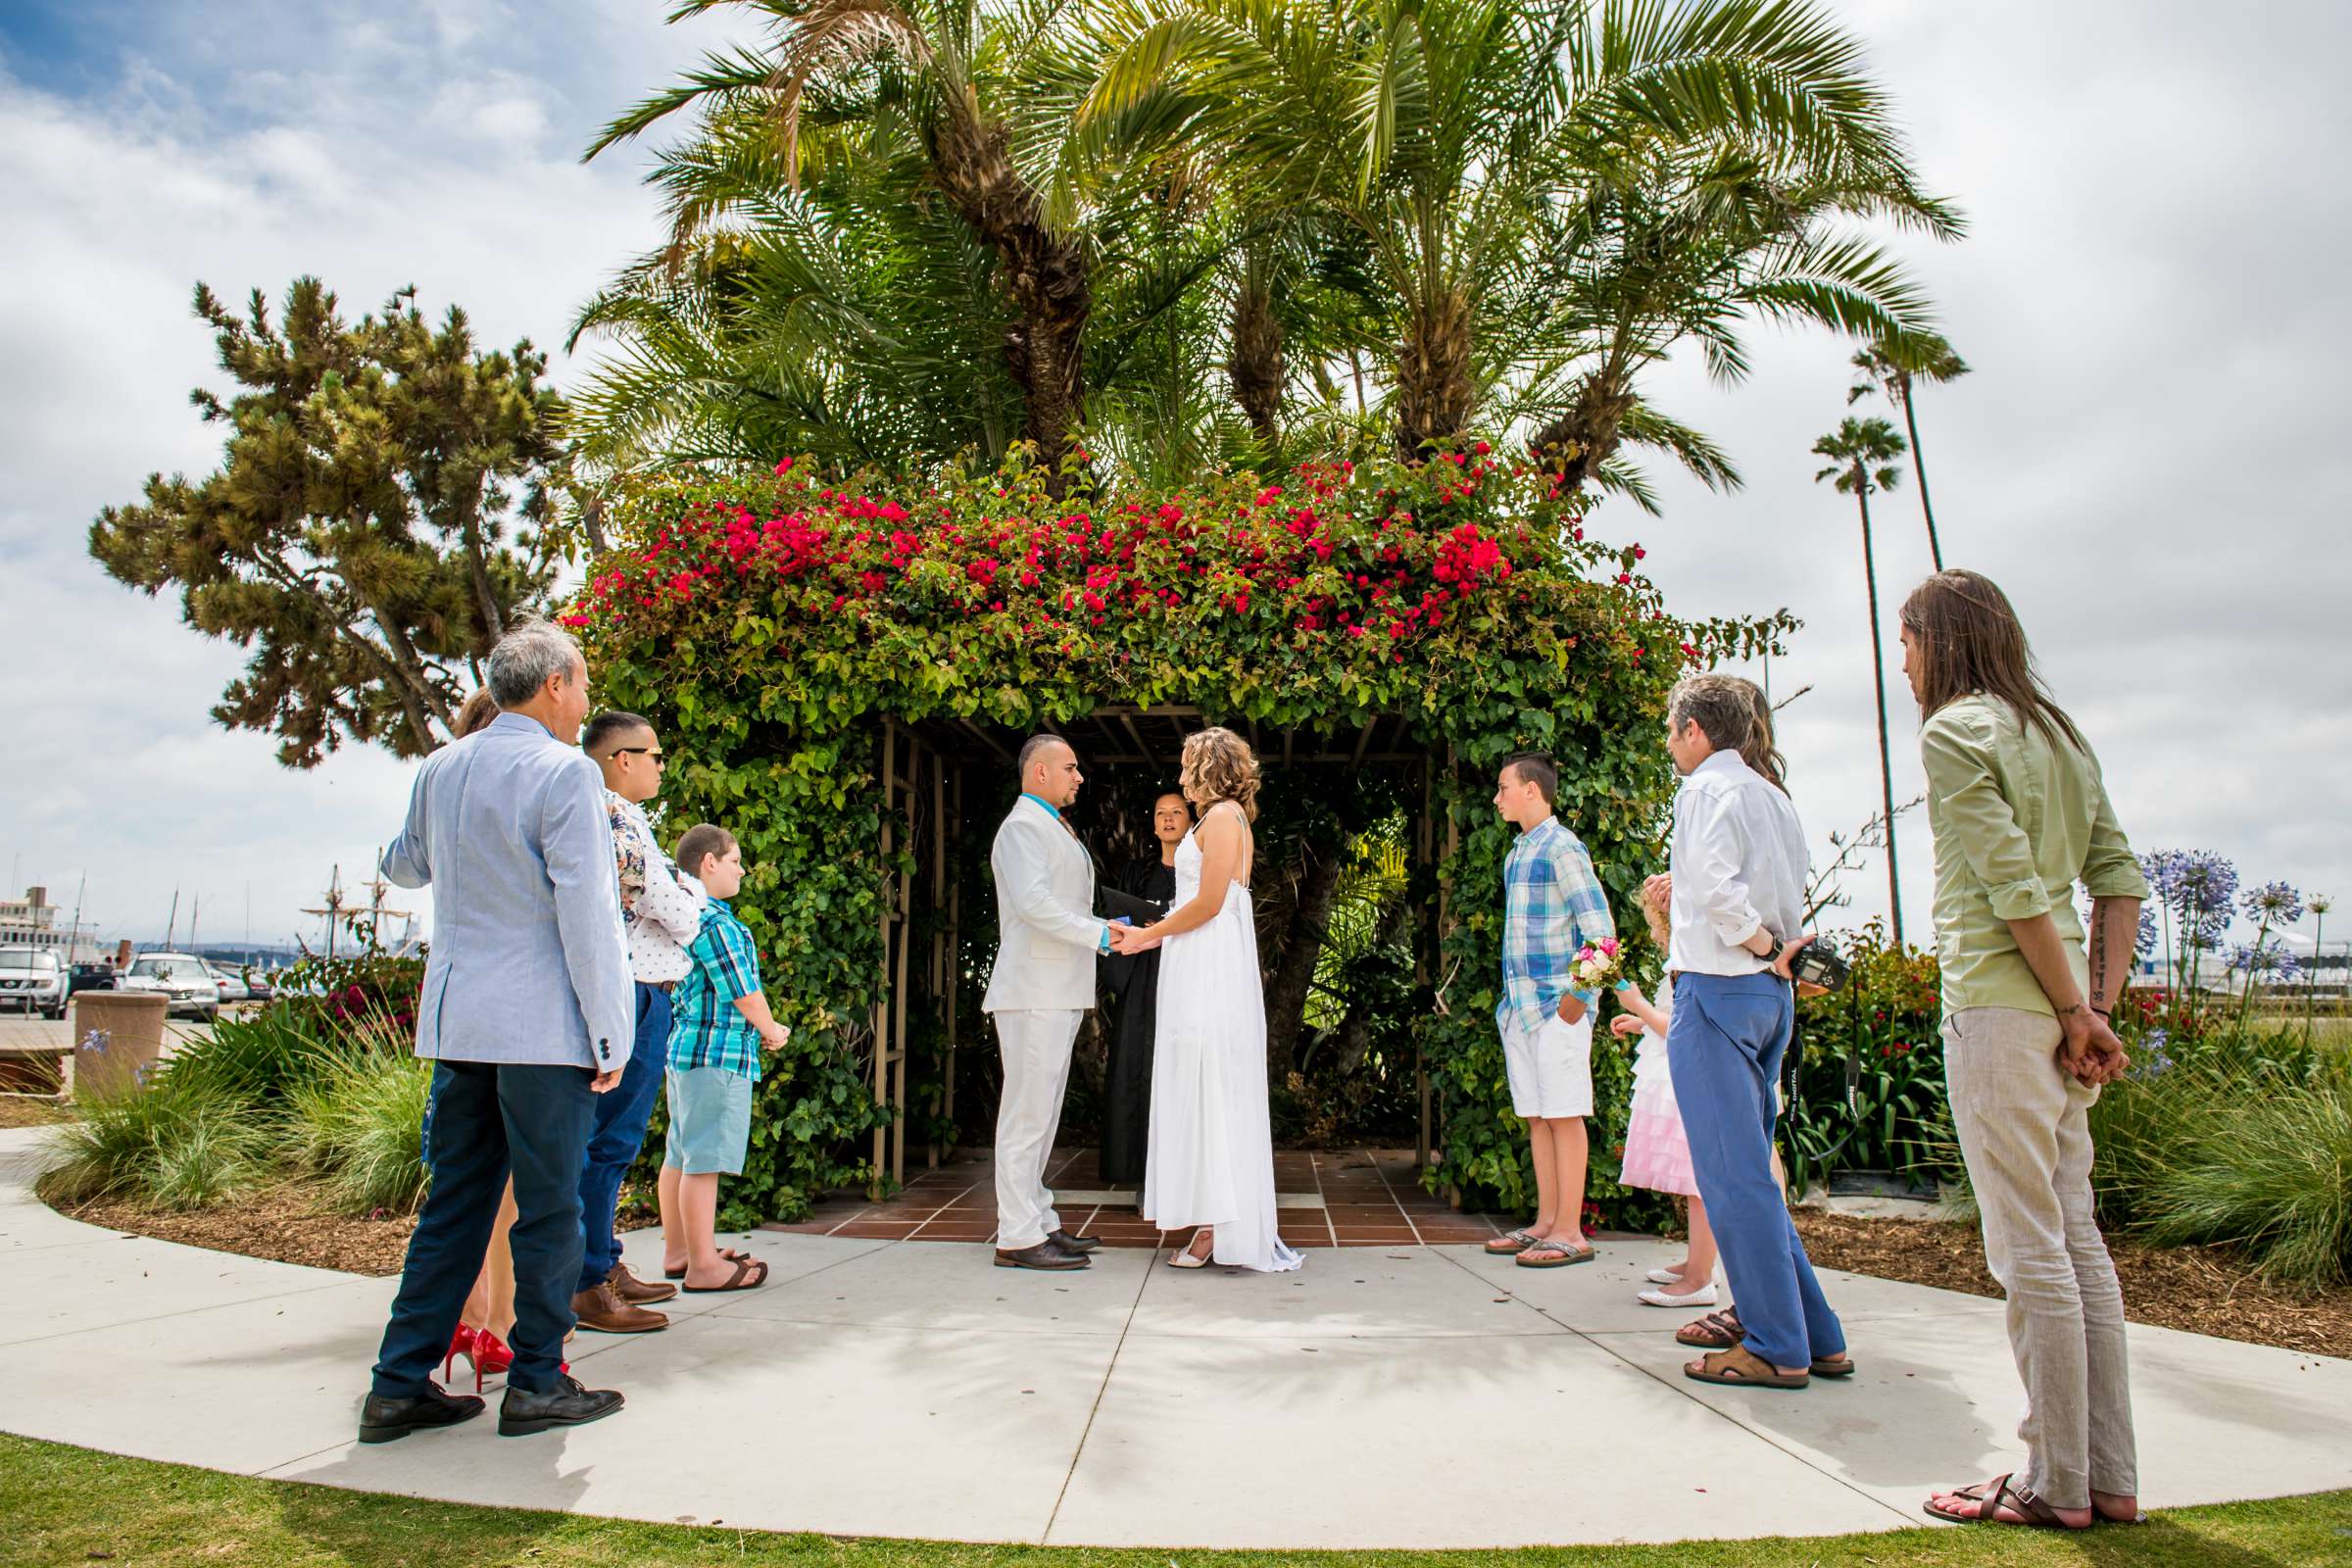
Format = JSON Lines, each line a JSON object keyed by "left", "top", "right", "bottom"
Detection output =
{"left": 205, "top": 963, "right": 250, "bottom": 1005}
{"left": 0, "top": 947, "right": 69, "bottom": 1019}
{"left": 70, "top": 962, "right": 119, "bottom": 996}
{"left": 241, "top": 970, "right": 274, "bottom": 1004}
{"left": 119, "top": 953, "right": 221, "bottom": 1020}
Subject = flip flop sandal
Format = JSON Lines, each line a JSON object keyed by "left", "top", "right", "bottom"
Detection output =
{"left": 664, "top": 1247, "right": 753, "bottom": 1281}
{"left": 1810, "top": 1354, "right": 1857, "bottom": 1379}
{"left": 1675, "top": 1308, "right": 1746, "bottom": 1348}
{"left": 1684, "top": 1346, "right": 1808, "bottom": 1390}
{"left": 1923, "top": 1474, "right": 2083, "bottom": 1530}
{"left": 681, "top": 1256, "right": 770, "bottom": 1293}
{"left": 1515, "top": 1241, "right": 1595, "bottom": 1268}
{"left": 1484, "top": 1229, "right": 1542, "bottom": 1255}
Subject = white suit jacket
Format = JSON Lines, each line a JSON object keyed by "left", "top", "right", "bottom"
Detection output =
{"left": 981, "top": 795, "right": 1109, "bottom": 1014}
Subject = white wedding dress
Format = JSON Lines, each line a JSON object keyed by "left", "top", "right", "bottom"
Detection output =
{"left": 1142, "top": 812, "right": 1302, "bottom": 1272}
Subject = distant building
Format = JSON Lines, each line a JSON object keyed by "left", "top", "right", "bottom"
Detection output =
{"left": 0, "top": 887, "right": 105, "bottom": 965}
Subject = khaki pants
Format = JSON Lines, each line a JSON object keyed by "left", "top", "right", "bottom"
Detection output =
{"left": 1944, "top": 1006, "right": 2137, "bottom": 1509}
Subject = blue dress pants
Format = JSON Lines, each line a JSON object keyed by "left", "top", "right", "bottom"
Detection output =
{"left": 372, "top": 1060, "right": 594, "bottom": 1397}
{"left": 1666, "top": 970, "right": 1845, "bottom": 1370}
{"left": 577, "top": 982, "right": 672, "bottom": 1293}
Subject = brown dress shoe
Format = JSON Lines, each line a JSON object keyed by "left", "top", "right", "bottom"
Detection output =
{"left": 1048, "top": 1228, "right": 1099, "bottom": 1253}
{"left": 994, "top": 1241, "right": 1089, "bottom": 1270}
{"left": 609, "top": 1261, "right": 677, "bottom": 1305}
{"left": 571, "top": 1281, "right": 669, "bottom": 1333}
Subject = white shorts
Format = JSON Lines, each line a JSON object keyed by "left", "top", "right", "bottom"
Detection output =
{"left": 1501, "top": 1010, "right": 1594, "bottom": 1119}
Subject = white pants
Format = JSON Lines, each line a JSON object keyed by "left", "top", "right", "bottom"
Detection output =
{"left": 991, "top": 1008, "right": 1083, "bottom": 1250}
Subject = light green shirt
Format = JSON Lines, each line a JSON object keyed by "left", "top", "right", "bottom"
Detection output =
{"left": 1920, "top": 695, "right": 2149, "bottom": 1017}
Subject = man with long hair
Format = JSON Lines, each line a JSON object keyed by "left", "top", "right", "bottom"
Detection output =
{"left": 1903, "top": 571, "right": 2147, "bottom": 1532}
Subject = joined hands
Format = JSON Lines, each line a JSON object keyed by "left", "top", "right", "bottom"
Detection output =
{"left": 1107, "top": 922, "right": 1161, "bottom": 956}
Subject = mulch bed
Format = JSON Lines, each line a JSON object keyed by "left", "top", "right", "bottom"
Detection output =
{"left": 0, "top": 1097, "right": 70, "bottom": 1130}
{"left": 1792, "top": 1210, "right": 2351, "bottom": 1358}
{"left": 56, "top": 1184, "right": 418, "bottom": 1276}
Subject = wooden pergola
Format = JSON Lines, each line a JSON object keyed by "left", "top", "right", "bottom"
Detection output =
{"left": 862, "top": 705, "right": 1463, "bottom": 1195}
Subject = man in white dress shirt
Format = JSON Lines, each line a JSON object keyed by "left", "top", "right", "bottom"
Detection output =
{"left": 1659, "top": 674, "right": 1851, "bottom": 1391}
{"left": 568, "top": 710, "right": 707, "bottom": 1334}
{"left": 981, "top": 735, "right": 1113, "bottom": 1270}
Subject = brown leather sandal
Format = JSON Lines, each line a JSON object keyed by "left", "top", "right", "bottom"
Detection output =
{"left": 1675, "top": 1307, "right": 1745, "bottom": 1348}
{"left": 681, "top": 1256, "right": 770, "bottom": 1293}
{"left": 1810, "top": 1353, "right": 1856, "bottom": 1379}
{"left": 1684, "top": 1345, "right": 1808, "bottom": 1390}
{"left": 1923, "top": 1474, "right": 2085, "bottom": 1530}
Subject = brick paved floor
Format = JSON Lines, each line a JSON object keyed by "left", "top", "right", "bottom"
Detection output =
{"left": 762, "top": 1146, "right": 1514, "bottom": 1248}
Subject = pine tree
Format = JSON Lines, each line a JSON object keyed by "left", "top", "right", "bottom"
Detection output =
{"left": 89, "top": 278, "right": 570, "bottom": 765}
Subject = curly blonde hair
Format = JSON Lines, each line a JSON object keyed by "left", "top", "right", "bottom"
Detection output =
{"left": 1179, "top": 726, "right": 1261, "bottom": 821}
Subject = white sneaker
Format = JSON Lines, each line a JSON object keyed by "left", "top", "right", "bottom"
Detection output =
{"left": 1639, "top": 1283, "right": 1719, "bottom": 1308}
{"left": 1645, "top": 1266, "right": 1690, "bottom": 1286}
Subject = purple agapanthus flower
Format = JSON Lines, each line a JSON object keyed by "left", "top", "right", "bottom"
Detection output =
{"left": 2243, "top": 880, "right": 2305, "bottom": 925}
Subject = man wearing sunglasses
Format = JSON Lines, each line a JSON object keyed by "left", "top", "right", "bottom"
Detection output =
{"left": 571, "top": 710, "right": 707, "bottom": 1334}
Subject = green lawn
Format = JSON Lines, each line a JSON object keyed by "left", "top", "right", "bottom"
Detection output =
{"left": 3, "top": 1434, "right": 2345, "bottom": 1568}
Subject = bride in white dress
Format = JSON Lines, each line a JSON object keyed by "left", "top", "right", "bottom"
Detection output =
{"left": 1122, "top": 727, "right": 1302, "bottom": 1273}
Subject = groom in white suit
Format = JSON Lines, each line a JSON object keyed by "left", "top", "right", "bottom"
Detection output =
{"left": 983, "top": 734, "right": 1115, "bottom": 1270}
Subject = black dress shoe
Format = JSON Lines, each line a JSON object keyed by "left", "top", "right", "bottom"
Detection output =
{"left": 1048, "top": 1229, "right": 1101, "bottom": 1253}
{"left": 359, "top": 1383, "right": 485, "bottom": 1444}
{"left": 499, "top": 1373, "right": 625, "bottom": 1437}
{"left": 994, "top": 1240, "right": 1089, "bottom": 1270}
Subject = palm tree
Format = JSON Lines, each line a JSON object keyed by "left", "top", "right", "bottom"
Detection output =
{"left": 1848, "top": 333, "right": 1969, "bottom": 569}
{"left": 1814, "top": 415, "right": 1909, "bottom": 947}
{"left": 1053, "top": 0, "right": 1959, "bottom": 469}
{"left": 585, "top": 0, "right": 1105, "bottom": 484}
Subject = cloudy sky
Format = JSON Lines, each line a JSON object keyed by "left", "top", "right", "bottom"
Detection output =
{"left": 1, "top": 1, "right": 2345, "bottom": 958}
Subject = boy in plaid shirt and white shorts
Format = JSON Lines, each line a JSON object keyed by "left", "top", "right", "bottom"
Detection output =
{"left": 1486, "top": 753, "right": 1617, "bottom": 1269}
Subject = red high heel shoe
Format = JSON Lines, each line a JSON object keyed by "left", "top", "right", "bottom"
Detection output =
{"left": 450, "top": 1328, "right": 564, "bottom": 1392}
{"left": 443, "top": 1324, "right": 478, "bottom": 1385}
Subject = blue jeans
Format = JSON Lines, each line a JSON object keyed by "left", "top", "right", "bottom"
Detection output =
{"left": 576, "top": 982, "right": 672, "bottom": 1293}
{"left": 1667, "top": 970, "right": 1845, "bottom": 1370}
{"left": 373, "top": 1060, "right": 594, "bottom": 1397}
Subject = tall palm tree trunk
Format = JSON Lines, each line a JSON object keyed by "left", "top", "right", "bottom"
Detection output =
{"left": 1855, "top": 469, "right": 1904, "bottom": 947}
{"left": 1895, "top": 372, "right": 1943, "bottom": 570}
{"left": 933, "top": 108, "right": 1090, "bottom": 488}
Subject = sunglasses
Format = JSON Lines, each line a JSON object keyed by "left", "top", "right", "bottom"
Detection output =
{"left": 611, "top": 746, "right": 666, "bottom": 763}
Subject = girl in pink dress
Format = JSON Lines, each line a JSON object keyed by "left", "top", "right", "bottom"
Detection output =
{"left": 1610, "top": 883, "right": 1719, "bottom": 1307}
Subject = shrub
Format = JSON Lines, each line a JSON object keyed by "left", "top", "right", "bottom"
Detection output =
{"left": 2090, "top": 1029, "right": 2351, "bottom": 1291}
{"left": 154, "top": 1006, "right": 331, "bottom": 1106}
{"left": 288, "top": 1025, "right": 432, "bottom": 1216}
{"left": 1783, "top": 924, "right": 1957, "bottom": 1194}
{"left": 37, "top": 1081, "right": 273, "bottom": 1210}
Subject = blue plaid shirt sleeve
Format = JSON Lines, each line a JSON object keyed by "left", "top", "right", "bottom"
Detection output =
{"left": 1495, "top": 821, "right": 1618, "bottom": 1040}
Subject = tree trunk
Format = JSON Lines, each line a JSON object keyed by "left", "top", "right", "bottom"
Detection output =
{"left": 1527, "top": 369, "right": 1636, "bottom": 496}
{"left": 1895, "top": 372, "right": 1943, "bottom": 570}
{"left": 1856, "top": 473, "right": 1904, "bottom": 948}
{"left": 1394, "top": 285, "right": 1474, "bottom": 460}
{"left": 1264, "top": 849, "right": 1347, "bottom": 1072}
{"left": 460, "top": 509, "right": 507, "bottom": 647}
{"left": 931, "top": 106, "right": 1090, "bottom": 490}
{"left": 1228, "top": 271, "right": 1284, "bottom": 450}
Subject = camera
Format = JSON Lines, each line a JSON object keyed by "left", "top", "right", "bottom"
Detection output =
{"left": 1788, "top": 937, "right": 1851, "bottom": 993}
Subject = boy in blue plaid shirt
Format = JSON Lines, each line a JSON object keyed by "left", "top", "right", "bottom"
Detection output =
{"left": 659, "top": 824, "right": 790, "bottom": 1293}
{"left": 1485, "top": 753, "right": 1618, "bottom": 1269}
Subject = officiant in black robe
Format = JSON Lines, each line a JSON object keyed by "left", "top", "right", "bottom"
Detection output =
{"left": 1095, "top": 792, "right": 1193, "bottom": 1183}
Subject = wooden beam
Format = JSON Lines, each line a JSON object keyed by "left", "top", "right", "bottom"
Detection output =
{"left": 1117, "top": 710, "right": 1155, "bottom": 771}
{"left": 1348, "top": 713, "right": 1378, "bottom": 771}
{"left": 871, "top": 718, "right": 896, "bottom": 1199}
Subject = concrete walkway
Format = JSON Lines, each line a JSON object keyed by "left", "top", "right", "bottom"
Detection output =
{"left": 2, "top": 1125, "right": 2346, "bottom": 1548}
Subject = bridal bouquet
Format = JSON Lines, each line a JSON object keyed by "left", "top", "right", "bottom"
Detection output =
{"left": 1570, "top": 936, "right": 1627, "bottom": 995}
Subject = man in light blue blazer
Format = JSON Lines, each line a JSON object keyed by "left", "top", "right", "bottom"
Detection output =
{"left": 360, "top": 621, "right": 639, "bottom": 1444}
